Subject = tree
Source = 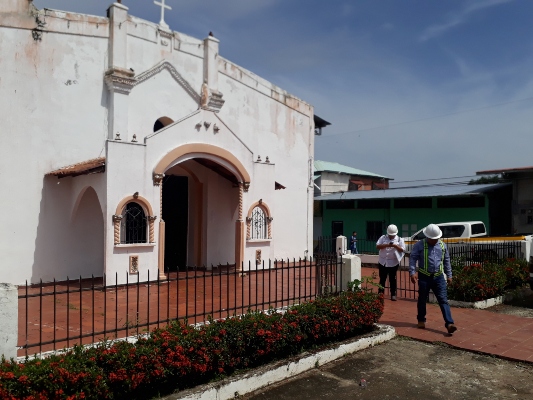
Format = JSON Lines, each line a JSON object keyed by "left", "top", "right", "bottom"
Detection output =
{"left": 468, "top": 175, "right": 503, "bottom": 185}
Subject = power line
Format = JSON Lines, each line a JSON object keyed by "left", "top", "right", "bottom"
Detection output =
{"left": 390, "top": 174, "right": 478, "bottom": 184}
{"left": 320, "top": 96, "right": 533, "bottom": 138}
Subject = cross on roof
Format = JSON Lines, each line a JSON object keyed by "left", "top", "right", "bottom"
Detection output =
{"left": 154, "top": 0, "right": 172, "bottom": 29}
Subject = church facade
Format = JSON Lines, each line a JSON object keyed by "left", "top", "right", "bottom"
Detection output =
{"left": 0, "top": 1, "right": 315, "bottom": 285}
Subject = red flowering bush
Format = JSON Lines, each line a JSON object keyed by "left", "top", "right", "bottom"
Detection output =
{"left": 0, "top": 289, "right": 383, "bottom": 399}
{"left": 448, "top": 258, "right": 529, "bottom": 302}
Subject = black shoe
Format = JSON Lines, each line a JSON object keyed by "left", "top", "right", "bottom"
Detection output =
{"left": 446, "top": 324, "right": 457, "bottom": 334}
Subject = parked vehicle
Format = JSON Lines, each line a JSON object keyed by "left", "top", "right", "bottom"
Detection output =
{"left": 403, "top": 221, "right": 533, "bottom": 261}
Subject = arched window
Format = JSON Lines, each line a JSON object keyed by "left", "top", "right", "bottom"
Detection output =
{"left": 120, "top": 202, "right": 147, "bottom": 244}
{"left": 153, "top": 116, "right": 174, "bottom": 133}
{"left": 251, "top": 206, "right": 267, "bottom": 239}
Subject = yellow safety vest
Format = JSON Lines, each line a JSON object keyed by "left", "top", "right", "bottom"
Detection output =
{"left": 419, "top": 239, "right": 445, "bottom": 277}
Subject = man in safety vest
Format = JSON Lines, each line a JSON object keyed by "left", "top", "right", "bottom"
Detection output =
{"left": 409, "top": 223, "right": 457, "bottom": 334}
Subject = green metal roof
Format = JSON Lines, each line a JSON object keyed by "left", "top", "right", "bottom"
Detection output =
{"left": 314, "top": 160, "right": 390, "bottom": 179}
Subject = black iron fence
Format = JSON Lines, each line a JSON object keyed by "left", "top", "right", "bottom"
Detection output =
{"left": 315, "top": 236, "right": 525, "bottom": 260}
{"left": 18, "top": 257, "right": 345, "bottom": 358}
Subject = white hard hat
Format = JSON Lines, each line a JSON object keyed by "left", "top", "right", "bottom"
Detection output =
{"left": 423, "top": 224, "right": 442, "bottom": 239}
{"left": 386, "top": 224, "right": 398, "bottom": 236}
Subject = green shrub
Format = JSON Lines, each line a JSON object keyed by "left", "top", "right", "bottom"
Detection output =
{"left": 0, "top": 290, "right": 383, "bottom": 399}
{"left": 448, "top": 258, "right": 529, "bottom": 302}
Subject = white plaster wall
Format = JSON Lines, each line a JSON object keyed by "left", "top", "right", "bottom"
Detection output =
{"left": 217, "top": 69, "right": 314, "bottom": 261}
{"left": 105, "top": 141, "right": 159, "bottom": 285}
{"left": 128, "top": 69, "right": 199, "bottom": 141}
{"left": 66, "top": 187, "right": 105, "bottom": 278}
{"left": 0, "top": 19, "right": 108, "bottom": 284}
{"left": 30, "top": 172, "right": 106, "bottom": 283}
{"left": 205, "top": 169, "right": 238, "bottom": 266}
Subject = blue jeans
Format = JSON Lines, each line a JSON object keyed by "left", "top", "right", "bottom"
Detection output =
{"left": 417, "top": 274, "right": 454, "bottom": 326}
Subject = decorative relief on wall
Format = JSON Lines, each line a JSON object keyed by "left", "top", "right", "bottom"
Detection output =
{"left": 267, "top": 216, "right": 273, "bottom": 239}
{"left": 135, "top": 61, "right": 201, "bottom": 103}
{"left": 153, "top": 173, "right": 165, "bottom": 186}
{"left": 243, "top": 182, "right": 250, "bottom": 192}
{"left": 148, "top": 216, "right": 157, "bottom": 243}
{"left": 105, "top": 62, "right": 201, "bottom": 104}
{"left": 256, "top": 250, "right": 261, "bottom": 265}
{"left": 129, "top": 255, "right": 139, "bottom": 274}
{"left": 246, "top": 217, "right": 252, "bottom": 240}
{"left": 104, "top": 67, "right": 136, "bottom": 95}
{"left": 238, "top": 183, "right": 244, "bottom": 222}
{"left": 200, "top": 82, "right": 225, "bottom": 112}
{"left": 159, "top": 29, "right": 173, "bottom": 39}
{"left": 112, "top": 215, "right": 123, "bottom": 245}
{"left": 207, "top": 91, "right": 225, "bottom": 111}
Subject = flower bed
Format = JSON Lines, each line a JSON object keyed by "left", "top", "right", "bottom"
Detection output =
{"left": 0, "top": 288, "right": 383, "bottom": 400}
{"left": 447, "top": 257, "right": 529, "bottom": 303}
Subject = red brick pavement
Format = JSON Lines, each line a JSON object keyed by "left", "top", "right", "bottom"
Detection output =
{"left": 369, "top": 266, "right": 533, "bottom": 364}
{"left": 17, "top": 265, "right": 533, "bottom": 363}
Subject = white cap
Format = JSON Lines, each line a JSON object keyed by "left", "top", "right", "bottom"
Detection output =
{"left": 386, "top": 224, "right": 398, "bottom": 236}
{"left": 423, "top": 224, "right": 442, "bottom": 239}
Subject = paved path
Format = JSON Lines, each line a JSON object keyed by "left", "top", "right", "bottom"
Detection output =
{"left": 379, "top": 296, "right": 533, "bottom": 363}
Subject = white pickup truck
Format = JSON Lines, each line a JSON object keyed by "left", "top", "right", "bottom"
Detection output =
{"left": 403, "top": 221, "right": 533, "bottom": 261}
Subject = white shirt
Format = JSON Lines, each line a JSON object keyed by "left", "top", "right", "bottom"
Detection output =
{"left": 376, "top": 235, "right": 406, "bottom": 267}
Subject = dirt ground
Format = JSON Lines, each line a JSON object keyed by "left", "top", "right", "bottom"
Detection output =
{"left": 244, "top": 337, "right": 533, "bottom": 400}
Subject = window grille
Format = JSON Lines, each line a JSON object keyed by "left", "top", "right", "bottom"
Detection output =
{"left": 121, "top": 202, "right": 147, "bottom": 244}
{"left": 251, "top": 207, "right": 267, "bottom": 239}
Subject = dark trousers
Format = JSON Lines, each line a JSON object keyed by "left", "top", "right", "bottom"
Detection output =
{"left": 417, "top": 274, "right": 454, "bottom": 326}
{"left": 378, "top": 264, "right": 398, "bottom": 296}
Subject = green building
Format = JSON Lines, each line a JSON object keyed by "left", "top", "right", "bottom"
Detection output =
{"left": 314, "top": 183, "right": 512, "bottom": 243}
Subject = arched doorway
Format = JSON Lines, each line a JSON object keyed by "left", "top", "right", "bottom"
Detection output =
{"left": 154, "top": 144, "right": 251, "bottom": 274}
{"left": 162, "top": 174, "right": 189, "bottom": 270}
{"left": 70, "top": 187, "right": 104, "bottom": 277}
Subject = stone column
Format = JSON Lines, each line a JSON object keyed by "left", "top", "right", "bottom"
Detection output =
{"left": 112, "top": 214, "right": 123, "bottom": 245}
{"left": 201, "top": 34, "right": 225, "bottom": 111}
{"left": 105, "top": 2, "right": 133, "bottom": 141}
{"left": 148, "top": 216, "right": 157, "bottom": 243}
{"left": 0, "top": 283, "right": 18, "bottom": 360}
{"left": 156, "top": 178, "right": 166, "bottom": 279}
{"left": 235, "top": 183, "right": 245, "bottom": 271}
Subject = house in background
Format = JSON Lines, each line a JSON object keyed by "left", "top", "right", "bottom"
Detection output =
{"left": 313, "top": 161, "right": 391, "bottom": 196}
{"left": 315, "top": 182, "right": 512, "bottom": 244}
{"left": 313, "top": 161, "right": 391, "bottom": 244}
{"left": 477, "top": 166, "right": 533, "bottom": 234}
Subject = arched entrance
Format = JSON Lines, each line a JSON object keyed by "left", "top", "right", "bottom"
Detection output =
{"left": 154, "top": 144, "right": 251, "bottom": 275}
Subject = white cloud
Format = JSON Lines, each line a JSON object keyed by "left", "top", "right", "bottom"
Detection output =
{"left": 419, "top": 0, "right": 514, "bottom": 42}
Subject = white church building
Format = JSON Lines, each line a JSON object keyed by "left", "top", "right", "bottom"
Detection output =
{"left": 0, "top": 1, "right": 316, "bottom": 285}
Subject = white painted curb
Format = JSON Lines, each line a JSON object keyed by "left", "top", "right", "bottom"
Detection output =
{"left": 168, "top": 324, "right": 396, "bottom": 400}
{"left": 428, "top": 293, "right": 503, "bottom": 309}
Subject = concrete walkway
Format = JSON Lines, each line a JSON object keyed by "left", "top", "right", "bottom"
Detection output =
{"left": 379, "top": 296, "right": 533, "bottom": 363}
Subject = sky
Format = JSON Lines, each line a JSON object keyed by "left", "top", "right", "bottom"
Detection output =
{"left": 33, "top": 0, "right": 533, "bottom": 186}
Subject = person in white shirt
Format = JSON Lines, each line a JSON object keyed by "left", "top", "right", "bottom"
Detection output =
{"left": 376, "top": 224, "right": 406, "bottom": 301}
